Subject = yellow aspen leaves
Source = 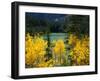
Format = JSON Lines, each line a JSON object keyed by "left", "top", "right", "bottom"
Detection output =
{"left": 53, "top": 39, "right": 66, "bottom": 65}
{"left": 53, "top": 39, "right": 66, "bottom": 55}
{"left": 68, "top": 34, "right": 79, "bottom": 46}
{"left": 25, "top": 33, "right": 48, "bottom": 67}
{"left": 25, "top": 33, "right": 89, "bottom": 68}
{"left": 68, "top": 34, "right": 89, "bottom": 65}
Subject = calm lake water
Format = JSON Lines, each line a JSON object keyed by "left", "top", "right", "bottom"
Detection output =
{"left": 43, "top": 33, "right": 67, "bottom": 41}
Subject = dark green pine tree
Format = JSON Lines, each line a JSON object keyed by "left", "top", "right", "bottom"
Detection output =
{"left": 63, "top": 15, "right": 89, "bottom": 37}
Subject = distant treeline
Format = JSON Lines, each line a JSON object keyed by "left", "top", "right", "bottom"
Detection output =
{"left": 25, "top": 13, "right": 89, "bottom": 36}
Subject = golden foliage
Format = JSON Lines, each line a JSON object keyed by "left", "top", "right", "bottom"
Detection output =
{"left": 53, "top": 39, "right": 66, "bottom": 55}
{"left": 68, "top": 34, "right": 89, "bottom": 65}
{"left": 25, "top": 33, "right": 89, "bottom": 67}
{"left": 25, "top": 33, "right": 48, "bottom": 67}
{"left": 37, "top": 59, "right": 54, "bottom": 67}
{"left": 68, "top": 34, "right": 79, "bottom": 46}
{"left": 53, "top": 39, "right": 66, "bottom": 65}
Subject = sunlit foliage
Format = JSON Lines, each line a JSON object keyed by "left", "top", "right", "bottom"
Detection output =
{"left": 25, "top": 33, "right": 89, "bottom": 68}
{"left": 52, "top": 39, "right": 67, "bottom": 65}
{"left": 68, "top": 34, "right": 89, "bottom": 65}
{"left": 53, "top": 39, "right": 66, "bottom": 55}
{"left": 68, "top": 34, "right": 79, "bottom": 46}
{"left": 25, "top": 33, "right": 48, "bottom": 67}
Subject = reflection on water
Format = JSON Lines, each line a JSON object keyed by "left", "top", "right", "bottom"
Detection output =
{"left": 43, "top": 33, "right": 67, "bottom": 42}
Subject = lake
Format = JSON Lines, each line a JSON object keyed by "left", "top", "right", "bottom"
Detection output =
{"left": 43, "top": 33, "right": 67, "bottom": 42}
